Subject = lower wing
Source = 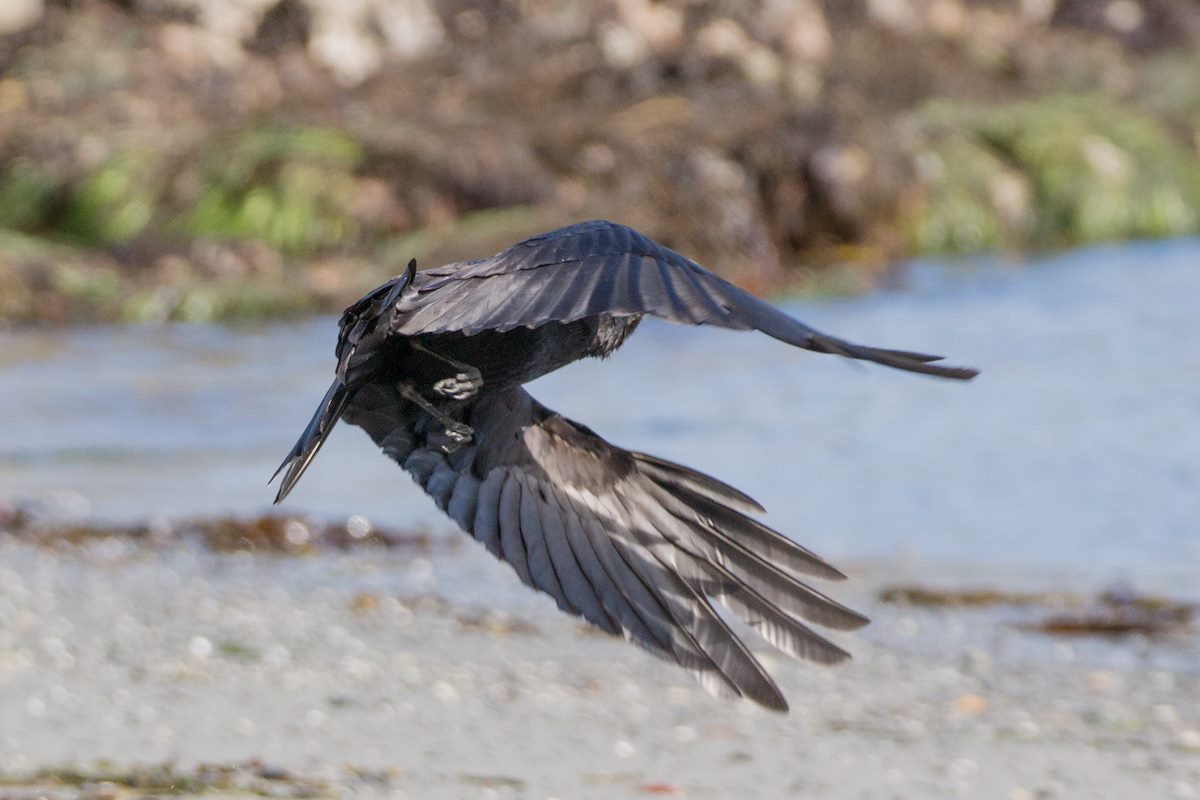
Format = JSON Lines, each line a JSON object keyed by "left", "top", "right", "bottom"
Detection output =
{"left": 344, "top": 381, "right": 868, "bottom": 712}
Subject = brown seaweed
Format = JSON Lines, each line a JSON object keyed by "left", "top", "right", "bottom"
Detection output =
{"left": 880, "top": 583, "right": 1197, "bottom": 639}
{"left": 0, "top": 503, "right": 446, "bottom": 556}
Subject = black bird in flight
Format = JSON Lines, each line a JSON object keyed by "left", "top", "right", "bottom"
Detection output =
{"left": 273, "top": 220, "right": 976, "bottom": 711}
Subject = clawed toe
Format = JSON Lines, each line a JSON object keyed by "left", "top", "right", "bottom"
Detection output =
{"left": 433, "top": 372, "right": 483, "bottom": 400}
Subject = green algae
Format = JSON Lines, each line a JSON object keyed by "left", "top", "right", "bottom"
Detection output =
{"left": 0, "top": 761, "right": 332, "bottom": 798}
{"left": 909, "top": 95, "right": 1200, "bottom": 253}
{"left": 182, "top": 127, "right": 364, "bottom": 253}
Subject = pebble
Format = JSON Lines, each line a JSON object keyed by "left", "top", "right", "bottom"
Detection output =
{"left": 1015, "top": 719, "right": 1041, "bottom": 740}
{"left": 188, "top": 635, "right": 213, "bottom": 660}
{"left": 431, "top": 681, "right": 459, "bottom": 704}
{"left": 345, "top": 515, "right": 372, "bottom": 539}
{"left": 24, "top": 697, "right": 44, "bottom": 717}
{"left": 1087, "top": 670, "right": 1121, "bottom": 693}
{"left": 1152, "top": 704, "right": 1180, "bottom": 726}
{"left": 263, "top": 645, "right": 291, "bottom": 669}
{"left": 1150, "top": 671, "right": 1176, "bottom": 691}
{"left": 673, "top": 725, "right": 697, "bottom": 743}
{"left": 953, "top": 693, "right": 988, "bottom": 716}
{"left": 960, "top": 648, "right": 992, "bottom": 675}
{"left": 340, "top": 655, "right": 373, "bottom": 680}
{"left": 284, "top": 520, "right": 310, "bottom": 547}
{"left": 1105, "top": 0, "right": 1145, "bottom": 33}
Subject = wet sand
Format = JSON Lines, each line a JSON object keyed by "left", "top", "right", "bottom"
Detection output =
{"left": 1, "top": 538, "right": 1197, "bottom": 800}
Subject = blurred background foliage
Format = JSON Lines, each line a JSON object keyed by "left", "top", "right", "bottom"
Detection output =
{"left": 1, "top": 0, "right": 1199, "bottom": 323}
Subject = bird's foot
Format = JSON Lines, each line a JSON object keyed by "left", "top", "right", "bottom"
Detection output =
{"left": 414, "top": 341, "right": 484, "bottom": 400}
{"left": 398, "top": 382, "right": 475, "bottom": 450}
{"left": 439, "top": 420, "right": 475, "bottom": 452}
{"left": 433, "top": 371, "right": 483, "bottom": 401}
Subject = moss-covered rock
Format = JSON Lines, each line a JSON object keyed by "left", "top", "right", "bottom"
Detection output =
{"left": 907, "top": 96, "right": 1200, "bottom": 252}
{"left": 60, "top": 153, "right": 159, "bottom": 244}
{"left": 0, "top": 158, "right": 64, "bottom": 231}
{"left": 182, "top": 126, "right": 364, "bottom": 253}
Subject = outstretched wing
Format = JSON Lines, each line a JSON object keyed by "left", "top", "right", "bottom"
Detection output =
{"left": 343, "top": 383, "right": 868, "bottom": 711}
{"left": 394, "top": 220, "right": 977, "bottom": 380}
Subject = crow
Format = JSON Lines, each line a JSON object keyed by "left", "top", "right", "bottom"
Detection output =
{"left": 273, "top": 220, "right": 977, "bottom": 711}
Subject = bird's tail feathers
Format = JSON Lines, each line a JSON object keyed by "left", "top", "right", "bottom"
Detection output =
{"left": 271, "top": 379, "right": 351, "bottom": 503}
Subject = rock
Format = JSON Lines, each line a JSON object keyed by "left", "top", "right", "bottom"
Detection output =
{"left": 0, "top": 0, "right": 42, "bottom": 35}
{"left": 247, "top": 0, "right": 312, "bottom": 55}
{"left": 1022, "top": 0, "right": 1058, "bottom": 24}
{"left": 696, "top": 18, "right": 752, "bottom": 60}
{"left": 614, "top": 0, "right": 683, "bottom": 53}
{"left": 928, "top": 0, "right": 969, "bottom": 38}
{"left": 868, "top": 0, "right": 921, "bottom": 33}
{"left": 664, "top": 147, "right": 784, "bottom": 290}
{"left": 761, "top": 0, "right": 832, "bottom": 64}
{"left": 599, "top": 21, "right": 646, "bottom": 69}
{"left": 952, "top": 693, "right": 989, "bottom": 716}
{"left": 369, "top": 0, "right": 445, "bottom": 60}
{"left": 811, "top": 145, "right": 873, "bottom": 222}
{"left": 1052, "top": 0, "right": 1199, "bottom": 50}
{"left": 308, "top": 18, "right": 382, "bottom": 86}
{"left": 1105, "top": 1, "right": 1146, "bottom": 33}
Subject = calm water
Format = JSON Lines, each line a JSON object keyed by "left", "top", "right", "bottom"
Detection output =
{"left": 2, "top": 240, "right": 1197, "bottom": 584}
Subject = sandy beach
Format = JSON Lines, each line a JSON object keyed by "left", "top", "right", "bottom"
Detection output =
{"left": 1, "top": 533, "right": 1196, "bottom": 800}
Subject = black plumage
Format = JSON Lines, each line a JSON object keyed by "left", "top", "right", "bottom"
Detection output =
{"left": 273, "top": 220, "right": 977, "bottom": 711}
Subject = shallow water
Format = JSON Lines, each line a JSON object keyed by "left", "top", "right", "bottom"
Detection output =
{"left": 2, "top": 239, "right": 1197, "bottom": 586}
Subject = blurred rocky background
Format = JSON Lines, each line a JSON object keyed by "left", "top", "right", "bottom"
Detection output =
{"left": 2, "top": 0, "right": 1200, "bottom": 323}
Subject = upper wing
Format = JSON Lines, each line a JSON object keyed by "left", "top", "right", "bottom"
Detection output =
{"left": 392, "top": 220, "right": 977, "bottom": 380}
{"left": 343, "top": 383, "right": 868, "bottom": 711}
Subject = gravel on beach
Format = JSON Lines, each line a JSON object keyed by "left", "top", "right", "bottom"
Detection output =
{"left": 0, "top": 536, "right": 1197, "bottom": 800}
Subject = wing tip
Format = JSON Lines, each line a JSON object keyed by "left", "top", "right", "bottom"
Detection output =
{"left": 842, "top": 610, "right": 871, "bottom": 631}
{"left": 862, "top": 345, "right": 980, "bottom": 380}
{"left": 816, "top": 336, "right": 980, "bottom": 380}
{"left": 756, "top": 688, "right": 791, "bottom": 714}
{"left": 918, "top": 359, "right": 980, "bottom": 381}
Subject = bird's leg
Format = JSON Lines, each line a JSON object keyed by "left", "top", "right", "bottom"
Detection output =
{"left": 411, "top": 340, "right": 484, "bottom": 400}
{"left": 397, "top": 383, "right": 474, "bottom": 447}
